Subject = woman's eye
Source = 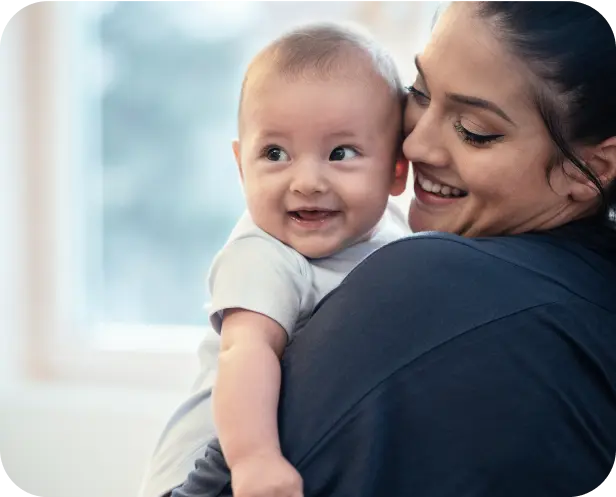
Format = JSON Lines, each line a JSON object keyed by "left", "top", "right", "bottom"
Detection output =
{"left": 454, "top": 122, "right": 504, "bottom": 147}
{"left": 265, "top": 147, "right": 290, "bottom": 162}
{"left": 406, "top": 85, "right": 430, "bottom": 107}
{"left": 329, "top": 146, "right": 358, "bottom": 161}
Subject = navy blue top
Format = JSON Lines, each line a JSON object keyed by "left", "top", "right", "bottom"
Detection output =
{"left": 172, "top": 218, "right": 616, "bottom": 497}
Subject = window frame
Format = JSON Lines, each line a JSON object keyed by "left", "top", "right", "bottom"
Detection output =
{"left": 18, "top": 2, "right": 213, "bottom": 391}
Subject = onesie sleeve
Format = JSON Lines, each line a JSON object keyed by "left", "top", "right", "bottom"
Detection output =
{"left": 207, "top": 235, "right": 309, "bottom": 338}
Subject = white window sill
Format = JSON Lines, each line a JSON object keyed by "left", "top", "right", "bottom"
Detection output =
{"left": 45, "top": 324, "right": 220, "bottom": 392}
{"left": 0, "top": 379, "right": 190, "bottom": 414}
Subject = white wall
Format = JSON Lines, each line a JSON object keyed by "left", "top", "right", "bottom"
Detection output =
{"left": 0, "top": 384, "right": 188, "bottom": 497}
{"left": 0, "top": 11, "right": 191, "bottom": 497}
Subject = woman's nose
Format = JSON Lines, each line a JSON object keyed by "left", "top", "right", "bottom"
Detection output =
{"left": 403, "top": 110, "right": 450, "bottom": 168}
{"left": 289, "top": 160, "right": 329, "bottom": 196}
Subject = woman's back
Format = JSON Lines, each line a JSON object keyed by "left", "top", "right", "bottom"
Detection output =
{"left": 280, "top": 221, "right": 616, "bottom": 496}
{"left": 176, "top": 220, "right": 616, "bottom": 496}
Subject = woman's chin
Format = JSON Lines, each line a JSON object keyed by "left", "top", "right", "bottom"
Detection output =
{"left": 408, "top": 197, "right": 469, "bottom": 235}
{"left": 408, "top": 199, "right": 443, "bottom": 233}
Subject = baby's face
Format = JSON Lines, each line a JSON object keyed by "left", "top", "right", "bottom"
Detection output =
{"left": 234, "top": 70, "right": 407, "bottom": 258}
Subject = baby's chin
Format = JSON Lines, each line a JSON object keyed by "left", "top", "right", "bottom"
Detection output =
{"left": 290, "top": 232, "right": 373, "bottom": 259}
{"left": 287, "top": 224, "right": 380, "bottom": 259}
{"left": 292, "top": 242, "right": 343, "bottom": 260}
{"left": 287, "top": 236, "right": 353, "bottom": 260}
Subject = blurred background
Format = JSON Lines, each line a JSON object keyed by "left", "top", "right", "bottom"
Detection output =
{"left": 0, "top": 2, "right": 438, "bottom": 497}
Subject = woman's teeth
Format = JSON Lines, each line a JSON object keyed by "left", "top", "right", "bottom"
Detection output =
{"left": 418, "top": 175, "right": 465, "bottom": 198}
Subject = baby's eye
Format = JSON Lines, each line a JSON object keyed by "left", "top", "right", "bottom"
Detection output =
{"left": 329, "top": 146, "right": 359, "bottom": 161}
{"left": 265, "top": 147, "right": 290, "bottom": 162}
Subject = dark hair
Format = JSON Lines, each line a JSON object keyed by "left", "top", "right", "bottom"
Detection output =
{"left": 475, "top": 1, "right": 616, "bottom": 223}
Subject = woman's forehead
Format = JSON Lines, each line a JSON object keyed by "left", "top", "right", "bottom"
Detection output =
{"left": 420, "top": 4, "right": 534, "bottom": 112}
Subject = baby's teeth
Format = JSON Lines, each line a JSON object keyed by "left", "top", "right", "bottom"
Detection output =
{"left": 423, "top": 179, "right": 433, "bottom": 191}
{"left": 452, "top": 188, "right": 461, "bottom": 196}
{"left": 431, "top": 183, "right": 441, "bottom": 193}
{"left": 441, "top": 186, "right": 451, "bottom": 196}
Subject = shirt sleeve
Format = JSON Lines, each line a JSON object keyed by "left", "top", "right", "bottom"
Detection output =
{"left": 207, "top": 234, "right": 310, "bottom": 337}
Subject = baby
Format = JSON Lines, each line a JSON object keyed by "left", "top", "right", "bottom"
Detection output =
{"left": 207, "top": 22, "right": 410, "bottom": 497}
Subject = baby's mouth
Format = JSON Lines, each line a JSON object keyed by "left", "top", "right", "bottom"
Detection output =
{"left": 289, "top": 210, "right": 339, "bottom": 222}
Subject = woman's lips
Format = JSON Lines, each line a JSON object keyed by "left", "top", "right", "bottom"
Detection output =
{"left": 414, "top": 173, "right": 468, "bottom": 206}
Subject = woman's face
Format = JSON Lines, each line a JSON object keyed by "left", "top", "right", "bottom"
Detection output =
{"left": 403, "top": 4, "right": 583, "bottom": 236}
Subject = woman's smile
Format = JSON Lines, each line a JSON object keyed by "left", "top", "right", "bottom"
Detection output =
{"left": 413, "top": 169, "right": 468, "bottom": 207}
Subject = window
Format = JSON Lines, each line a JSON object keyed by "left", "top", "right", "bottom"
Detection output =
{"left": 14, "top": 1, "right": 438, "bottom": 389}
{"left": 87, "top": 2, "right": 248, "bottom": 328}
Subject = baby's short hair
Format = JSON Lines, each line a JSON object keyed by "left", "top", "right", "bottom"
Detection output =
{"left": 239, "top": 22, "right": 405, "bottom": 116}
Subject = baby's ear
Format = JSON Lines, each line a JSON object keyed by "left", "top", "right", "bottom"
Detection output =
{"left": 232, "top": 140, "right": 243, "bottom": 180}
{"left": 567, "top": 137, "right": 616, "bottom": 203}
{"left": 390, "top": 157, "right": 409, "bottom": 197}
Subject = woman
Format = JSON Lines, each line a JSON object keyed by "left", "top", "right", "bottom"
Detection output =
{"left": 171, "top": 2, "right": 616, "bottom": 496}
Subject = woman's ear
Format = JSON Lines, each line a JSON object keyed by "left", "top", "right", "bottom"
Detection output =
{"left": 390, "top": 157, "right": 410, "bottom": 197}
{"left": 568, "top": 137, "right": 616, "bottom": 203}
{"left": 232, "top": 140, "right": 243, "bottom": 181}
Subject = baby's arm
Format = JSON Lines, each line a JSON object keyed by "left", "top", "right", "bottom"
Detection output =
{"left": 214, "top": 308, "right": 303, "bottom": 497}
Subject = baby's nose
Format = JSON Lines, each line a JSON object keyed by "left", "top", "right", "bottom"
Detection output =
{"left": 289, "top": 161, "right": 329, "bottom": 195}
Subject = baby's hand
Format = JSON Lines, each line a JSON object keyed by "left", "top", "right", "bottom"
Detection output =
{"left": 231, "top": 449, "right": 303, "bottom": 497}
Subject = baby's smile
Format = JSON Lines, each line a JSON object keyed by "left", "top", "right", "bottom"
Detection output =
{"left": 287, "top": 208, "right": 342, "bottom": 231}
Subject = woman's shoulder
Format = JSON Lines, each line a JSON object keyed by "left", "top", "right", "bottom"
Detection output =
{"left": 358, "top": 230, "right": 538, "bottom": 277}
{"left": 378, "top": 227, "right": 590, "bottom": 262}
{"left": 347, "top": 227, "right": 616, "bottom": 314}
{"left": 387, "top": 217, "right": 616, "bottom": 270}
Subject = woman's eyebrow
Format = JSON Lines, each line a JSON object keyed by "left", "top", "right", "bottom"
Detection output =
{"left": 415, "top": 55, "right": 516, "bottom": 126}
{"left": 446, "top": 93, "right": 516, "bottom": 126}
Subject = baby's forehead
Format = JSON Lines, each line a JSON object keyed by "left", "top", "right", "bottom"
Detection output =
{"left": 238, "top": 76, "right": 402, "bottom": 152}
{"left": 241, "top": 70, "right": 401, "bottom": 135}
{"left": 236, "top": 24, "right": 404, "bottom": 134}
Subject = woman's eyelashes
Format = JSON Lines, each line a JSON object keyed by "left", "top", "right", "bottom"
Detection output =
{"left": 454, "top": 122, "right": 504, "bottom": 146}
{"left": 259, "top": 145, "right": 361, "bottom": 162}
{"left": 407, "top": 85, "right": 430, "bottom": 107}
{"left": 406, "top": 83, "right": 506, "bottom": 147}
